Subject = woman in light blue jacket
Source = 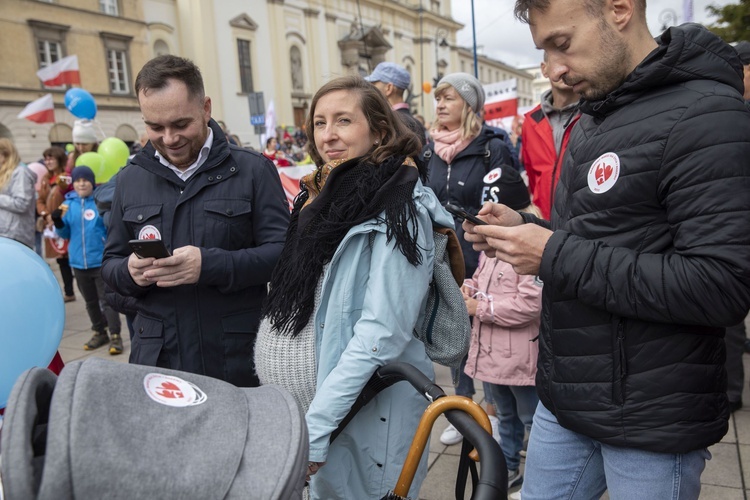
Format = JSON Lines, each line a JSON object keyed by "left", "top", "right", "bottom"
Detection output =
{"left": 255, "top": 76, "right": 453, "bottom": 499}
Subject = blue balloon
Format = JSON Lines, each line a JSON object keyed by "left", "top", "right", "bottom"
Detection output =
{"left": 64, "top": 88, "right": 97, "bottom": 120}
{"left": 0, "top": 237, "right": 64, "bottom": 408}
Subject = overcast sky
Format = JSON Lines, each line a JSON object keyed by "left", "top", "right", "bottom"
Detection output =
{"left": 451, "top": 0, "right": 737, "bottom": 69}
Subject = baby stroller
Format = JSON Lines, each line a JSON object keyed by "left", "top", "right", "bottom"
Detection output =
{"left": 0, "top": 358, "right": 307, "bottom": 499}
{"left": 1, "top": 360, "right": 505, "bottom": 499}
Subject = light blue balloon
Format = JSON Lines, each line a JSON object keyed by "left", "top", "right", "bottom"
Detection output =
{"left": 64, "top": 88, "right": 97, "bottom": 120}
{"left": 0, "top": 237, "right": 64, "bottom": 408}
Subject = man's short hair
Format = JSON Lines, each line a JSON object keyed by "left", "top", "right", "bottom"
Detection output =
{"left": 514, "top": 0, "right": 647, "bottom": 24}
{"left": 135, "top": 55, "right": 205, "bottom": 101}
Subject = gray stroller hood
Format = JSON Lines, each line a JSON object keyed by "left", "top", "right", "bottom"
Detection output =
{"left": 1, "top": 358, "right": 307, "bottom": 499}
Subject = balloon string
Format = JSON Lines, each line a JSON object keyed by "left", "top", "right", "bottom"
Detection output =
{"left": 94, "top": 121, "right": 106, "bottom": 143}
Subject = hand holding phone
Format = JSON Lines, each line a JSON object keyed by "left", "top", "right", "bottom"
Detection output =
{"left": 128, "top": 239, "right": 171, "bottom": 259}
{"left": 445, "top": 203, "right": 488, "bottom": 226}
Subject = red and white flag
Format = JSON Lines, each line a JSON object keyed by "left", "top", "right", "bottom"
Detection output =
{"left": 36, "top": 55, "right": 81, "bottom": 87}
{"left": 17, "top": 94, "right": 55, "bottom": 124}
{"left": 483, "top": 79, "right": 518, "bottom": 128}
{"left": 276, "top": 164, "right": 315, "bottom": 211}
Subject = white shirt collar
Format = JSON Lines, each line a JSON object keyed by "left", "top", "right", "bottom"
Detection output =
{"left": 154, "top": 126, "right": 213, "bottom": 181}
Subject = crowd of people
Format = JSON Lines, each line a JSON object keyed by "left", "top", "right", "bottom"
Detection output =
{"left": 2, "top": 0, "right": 750, "bottom": 498}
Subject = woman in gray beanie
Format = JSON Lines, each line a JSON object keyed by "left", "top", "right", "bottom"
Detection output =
{"left": 425, "top": 72, "right": 520, "bottom": 465}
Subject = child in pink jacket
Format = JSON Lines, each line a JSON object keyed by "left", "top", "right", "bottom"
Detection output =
{"left": 463, "top": 197, "right": 543, "bottom": 491}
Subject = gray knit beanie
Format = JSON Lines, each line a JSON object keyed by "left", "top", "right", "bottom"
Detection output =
{"left": 439, "top": 73, "right": 485, "bottom": 113}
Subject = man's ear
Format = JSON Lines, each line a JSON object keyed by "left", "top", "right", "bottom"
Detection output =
{"left": 384, "top": 83, "right": 395, "bottom": 97}
{"left": 608, "top": 0, "right": 635, "bottom": 32}
{"left": 204, "top": 96, "right": 212, "bottom": 122}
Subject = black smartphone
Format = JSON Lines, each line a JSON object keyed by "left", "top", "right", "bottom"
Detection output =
{"left": 128, "top": 239, "right": 171, "bottom": 259}
{"left": 445, "top": 203, "right": 488, "bottom": 226}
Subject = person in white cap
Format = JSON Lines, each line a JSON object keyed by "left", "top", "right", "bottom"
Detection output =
{"left": 67, "top": 119, "right": 99, "bottom": 171}
{"left": 365, "top": 62, "right": 426, "bottom": 146}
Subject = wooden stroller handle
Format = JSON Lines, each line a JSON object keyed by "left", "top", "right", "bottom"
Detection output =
{"left": 393, "top": 395, "right": 492, "bottom": 497}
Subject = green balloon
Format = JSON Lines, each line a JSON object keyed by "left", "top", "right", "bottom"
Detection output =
{"left": 75, "top": 151, "right": 105, "bottom": 183}
{"left": 65, "top": 143, "right": 74, "bottom": 153}
{"left": 97, "top": 137, "right": 130, "bottom": 183}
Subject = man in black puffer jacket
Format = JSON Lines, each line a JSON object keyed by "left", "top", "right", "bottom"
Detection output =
{"left": 464, "top": 0, "right": 750, "bottom": 497}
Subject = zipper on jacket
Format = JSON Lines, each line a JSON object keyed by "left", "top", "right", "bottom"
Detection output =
{"left": 80, "top": 198, "right": 88, "bottom": 269}
{"left": 613, "top": 319, "right": 626, "bottom": 405}
{"left": 446, "top": 163, "right": 452, "bottom": 198}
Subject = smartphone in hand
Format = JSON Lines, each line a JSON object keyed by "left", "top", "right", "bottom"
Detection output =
{"left": 445, "top": 203, "right": 488, "bottom": 226}
{"left": 128, "top": 239, "right": 171, "bottom": 259}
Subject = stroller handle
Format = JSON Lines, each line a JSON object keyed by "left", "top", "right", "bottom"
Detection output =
{"left": 333, "top": 362, "right": 507, "bottom": 500}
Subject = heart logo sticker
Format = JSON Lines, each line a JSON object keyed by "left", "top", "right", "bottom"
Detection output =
{"left": 587, "top": 152, "right": 620, "bottom": 194}
{"left": 144, "top": 373, "right": 207, "bottom": 407}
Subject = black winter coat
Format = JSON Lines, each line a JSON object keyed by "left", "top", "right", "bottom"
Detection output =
{"left": 102, "top": 120, "right": 290, "bottom": 387}
{"left": 535, "top": 24, "right": 750, "bottom": 453}
{"left": 425, "top": 127, "right": 517, "bottom": 277}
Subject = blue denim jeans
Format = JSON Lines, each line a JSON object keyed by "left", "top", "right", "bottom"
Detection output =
{"left": 485, "top": 384, "right": 538, "bottom": 471}
{"left": 522, "top": 403, "right": 710, "bottom": 500}
{"left": 453, "top": 356, "right": 475, "bottom": 398}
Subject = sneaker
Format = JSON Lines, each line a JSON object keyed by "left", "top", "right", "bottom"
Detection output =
{"left": 84, "top": 332, "right": 109, "bottom": 351}
{"left": 109, "top": 334, "right": 123, "bottom": 355}
{"left": 63, "top": 294, "right": 76, "bottom": 303}
{"left": 440, "top": 423, "right": 463, "bottom": 446}
{"left": 488, "top": 415, "right": 501, "bottom": 444}
{"left": 508, "top": 469, "right": 523, "bottom": 489}
{"left": 509, "top": 492, "right": 522, "bottom": 500}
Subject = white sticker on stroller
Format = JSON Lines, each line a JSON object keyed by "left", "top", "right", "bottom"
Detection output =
{"left": 143, "top": 373, "right": 207, "bottom": 407}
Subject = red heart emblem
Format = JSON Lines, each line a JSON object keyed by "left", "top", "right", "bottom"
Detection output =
{"left": 156, "top": 381, "right": 184, "bottom": 399}
{"left": 595, "top": 163, "right": 614, "bottom": 185}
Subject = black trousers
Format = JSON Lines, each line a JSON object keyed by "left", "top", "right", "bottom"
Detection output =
{"left": 57, "top": 256, "right": 74, "bottom": 296}
{"left": 73, "top": 267, "right": 121, "bottom": 336}
{"left": 725, "top": 320, "right": 747, "bottom": 404}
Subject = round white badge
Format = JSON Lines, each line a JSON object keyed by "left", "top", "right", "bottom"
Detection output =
{"left": 83, "top": 209, "right": 96, "bottom": 221}
{"left": 143, "top": 373, "right": 207, "bottom": 407}
{"left": 483, "top": 167, "right": 502, "bottom": 184}
{"left": 587, "top": 152, "right": 620, "bottom": 194}
{"left": 138, "top": 225, "right": 161, "bottom": 240}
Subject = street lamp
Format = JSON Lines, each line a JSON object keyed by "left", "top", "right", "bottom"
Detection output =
{"left": 434, "top": 28, "right": 449, "bottom": 88}
{"left": 659, "top": 9, "right": 678, "bottom": 32}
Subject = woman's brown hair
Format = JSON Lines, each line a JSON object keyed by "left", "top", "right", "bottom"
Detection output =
{"left": 304, "top": 75, "right": 422, "bottom": 168}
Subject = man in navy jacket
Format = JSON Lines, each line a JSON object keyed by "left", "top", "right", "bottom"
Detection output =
{"left": 102, "top": 55, "right": 289, "bottom": 387}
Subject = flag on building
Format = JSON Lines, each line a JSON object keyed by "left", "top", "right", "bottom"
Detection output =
{"left": 483, "top": 78, "right": 518, "bottom": 128}
{"left": 17, "top": 94, "right": 55, "bottom": 124}
{"left": 36, "top": 55, "right": 81, "bottom": 87}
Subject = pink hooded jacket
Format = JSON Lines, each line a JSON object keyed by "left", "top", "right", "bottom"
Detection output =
{"left": 463, "top": 254, "right": 543, "bottom": 386}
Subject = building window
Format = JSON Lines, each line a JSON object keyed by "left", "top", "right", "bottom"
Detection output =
{"left": 101, "top": 32, "right": 132, "bottom": 95}
{"left": 99, "top": 0, "right": 118, "bottom": 16}
{"left": 29, "top": 20, "right": 70, "bottom": 89}
{"left": 107, "top": 49, "right": 129, "bottom": 93}
{"left": 237, "top": 39, "right": 253, "bottom": 93}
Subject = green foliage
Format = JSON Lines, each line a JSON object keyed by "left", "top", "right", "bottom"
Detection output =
{"left": 705, "top": 0, "right": 750, "bottom": 43}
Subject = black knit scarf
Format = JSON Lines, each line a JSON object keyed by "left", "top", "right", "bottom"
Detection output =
{"left": 262, "top": 155, "right": 422, "bottom": 336}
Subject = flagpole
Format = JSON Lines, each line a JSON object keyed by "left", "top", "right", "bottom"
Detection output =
{"left": 471, "top": 0, "right": 478, "bottom": 79}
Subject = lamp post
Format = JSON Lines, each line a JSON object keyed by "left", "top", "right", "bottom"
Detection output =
{"left": 434, "top": 28, "right": 449, "bottom": 88}
{"left": 659, "top": 8, "right": 678, "bottom": 32}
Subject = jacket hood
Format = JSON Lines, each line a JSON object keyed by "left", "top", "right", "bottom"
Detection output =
{"left": 582, "top": 23, "right": 744, "bottom": 117}
{"left": 415, "top": 180, "right": 454, "bottom": 229}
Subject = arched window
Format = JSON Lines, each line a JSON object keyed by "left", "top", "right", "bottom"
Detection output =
{"left": 48, "top": 123, "right": 72, "bottom": 147}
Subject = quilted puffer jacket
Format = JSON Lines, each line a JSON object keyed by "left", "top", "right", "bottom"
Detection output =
{"left": 534, "top": 24, "right": 750, "bottom": 453}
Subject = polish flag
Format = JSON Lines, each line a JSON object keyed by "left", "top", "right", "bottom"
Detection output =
{"left": 276, "top": 164, "right": 315, "bottom": 211}
{"left": 36, "top": 55, "right": 81, "bottom": 87}
{"left": 483, "top": 78, "right": 518, "bottom": 128}
{"left": 17, "top": 94, "right": 55, "bottom": 124}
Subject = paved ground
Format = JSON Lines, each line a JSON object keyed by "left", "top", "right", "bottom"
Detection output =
{"left": 54, "top": 263, "right": 750, "bottom": 499}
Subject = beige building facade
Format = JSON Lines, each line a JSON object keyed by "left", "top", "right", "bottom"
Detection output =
{"left": 2, "top": 0, "right": 535, "bottom": 161}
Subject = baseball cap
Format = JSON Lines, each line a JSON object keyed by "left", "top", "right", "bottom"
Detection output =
{"left": 365, "top": 62, "right": 411, "bottom": 90}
